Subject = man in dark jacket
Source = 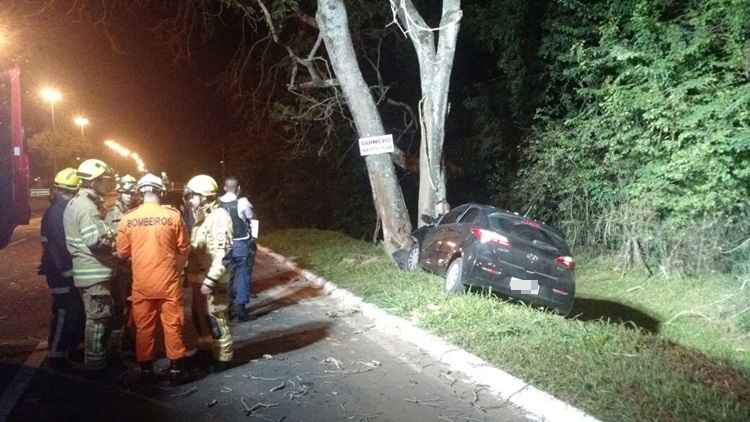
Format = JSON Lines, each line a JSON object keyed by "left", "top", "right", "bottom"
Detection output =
{"left": 40, "top": 168, "right": 84, "bottom": 369}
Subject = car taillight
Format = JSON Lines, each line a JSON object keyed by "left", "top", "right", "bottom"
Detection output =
{"left": 522, "top": 219, "right": 541, "bottom": 229}
{"left": 555, "top": 256, "right": 575, "bottom": 270}
{"left": 471, "top": 228, "right": 511, "bottom": 248}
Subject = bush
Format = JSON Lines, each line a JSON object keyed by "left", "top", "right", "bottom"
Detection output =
{"left": 517, "top": 0, "right": 750, "bottom": 273}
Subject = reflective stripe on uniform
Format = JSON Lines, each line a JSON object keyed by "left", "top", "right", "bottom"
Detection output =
{"left": 74, "top": 274, "right": 111, "bottom": 281}
{"left": 74, "top": 268, "right": 111, "bottom": 273}
{"left": 81, "top": 232, "right": 99, "bottom": 244}
{"left": 40, "top": 236, "right": 49, "bottom": 243}
{"left": 67, "top": 237, "right": 85, "bottom": 246}
{"left": 49, "top": 308, "right": 67, "bottom": 357}
{"left": 50, "top": 287, "right": 71, "bottom": 294}
{"left": 81, "top": 225, "right": 99, "bottom": 235}
{"left": 62, "top": 270, "right": 74, "bottom": 278}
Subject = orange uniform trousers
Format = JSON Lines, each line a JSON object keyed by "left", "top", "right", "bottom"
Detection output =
{"left": 131, "top": 295, "right": 187, "bottom": 362}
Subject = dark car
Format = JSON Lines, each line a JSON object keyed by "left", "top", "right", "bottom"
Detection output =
{"left": 405, "top": 203, "right": 575, "bottom": 315}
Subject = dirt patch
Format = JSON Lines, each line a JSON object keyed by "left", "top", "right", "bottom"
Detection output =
{"left": 618, "top": 383, "right": 679, "bottom": 422}
{"left": 659, "top": 340, "right": 750, "bottom": 404}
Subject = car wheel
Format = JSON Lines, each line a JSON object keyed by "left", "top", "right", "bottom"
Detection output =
{"left": 406, "top": 242, "right": 420, "bottom": 271}
{"left": 444, "top": 256, "right": 466, "bottom": 295}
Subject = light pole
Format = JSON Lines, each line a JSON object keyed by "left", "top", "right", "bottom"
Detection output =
{"left": 40, "top": 87, "right": 62, "bottom": 130}
{"left": 40, "top": 87, "right": 62, "bottom": 171}
{"left": 73, "top": 115, "right": 90, "bottom": 137}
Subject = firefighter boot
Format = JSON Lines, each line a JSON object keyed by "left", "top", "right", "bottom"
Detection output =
{"left": 138, "top": 361, "right": 156, "bottom": 385}
{"left": 168, "top": 358, "right": 193, "bottom": 386}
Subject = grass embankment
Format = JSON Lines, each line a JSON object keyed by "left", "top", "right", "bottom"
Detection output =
{"left": 264, "top": 229, "right": 750, "bottom": 422}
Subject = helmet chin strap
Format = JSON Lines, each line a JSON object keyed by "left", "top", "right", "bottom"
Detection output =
{"left": 193, "top": 196, "right": 216, "bottom": 223}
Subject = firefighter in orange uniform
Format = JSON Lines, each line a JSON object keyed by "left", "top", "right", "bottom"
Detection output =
{"left": 116, "top": 173, "right": 191, "bottom": 385}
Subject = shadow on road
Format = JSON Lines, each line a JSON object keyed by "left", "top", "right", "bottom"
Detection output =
{"left": 2, "top": 363, "right": 182, "bottom": 422}
{"left": 572, "top": 297, "right": 661, "bottom": 333}
{"left": 233, "top": 320, "right": 331, "bottom": 362}
{"left": 248, "top": 285, "right": 322, "bottom": 319}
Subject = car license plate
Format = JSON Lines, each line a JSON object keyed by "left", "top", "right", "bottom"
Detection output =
{"left": 510, "top": 277, "right": 539, "bottom": 295}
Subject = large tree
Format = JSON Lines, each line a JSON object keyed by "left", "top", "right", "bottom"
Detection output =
{"left": 18, "top": 0, "right": 465, "bottom": 259}
{"left": 391, "top": 0, "right": 462, "bottom": 226}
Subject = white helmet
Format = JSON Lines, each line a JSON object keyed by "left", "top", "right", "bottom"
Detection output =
{"left": 137, "top": 173, "right": 164, "bottom": 193}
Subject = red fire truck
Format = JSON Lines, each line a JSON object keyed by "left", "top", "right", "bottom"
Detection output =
{"left": 0, "top": 65, "right": 31, "bottom": 248}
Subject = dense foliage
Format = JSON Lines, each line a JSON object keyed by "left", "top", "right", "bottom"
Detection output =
{"left": 506, "top": 0, "right": 750, "bottom": 272}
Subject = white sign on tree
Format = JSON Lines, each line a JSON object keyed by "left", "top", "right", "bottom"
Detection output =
{"left": 359, "top": 134, "right": 395, "bottom": 156}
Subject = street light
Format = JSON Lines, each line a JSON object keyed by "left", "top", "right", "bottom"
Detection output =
{"left": 73, "top": 115, "right": 90, "bottom": 137}
{"left": 40, "top": 87, "right": 62, "bottom": 130}
{"left": 104, "top": 139, "right": 147, "bottom": 173}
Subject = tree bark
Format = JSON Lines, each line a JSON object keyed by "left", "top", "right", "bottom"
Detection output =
{"left": 397, "top": 0, "right": 462, "bottom": 226}
{"left": 317, "top": 0, "right": 413, "bottom": 256}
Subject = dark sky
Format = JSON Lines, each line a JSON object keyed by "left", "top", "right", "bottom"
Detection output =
{"left": 7, "top": 2, "right": 236, "bottom": 180}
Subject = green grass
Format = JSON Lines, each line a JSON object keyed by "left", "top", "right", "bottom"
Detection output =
{"left": 264, "top": 229, "right": 750, "bottom": 422}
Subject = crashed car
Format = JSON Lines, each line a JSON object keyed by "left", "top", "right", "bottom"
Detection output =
{"left": 403, "top": 203, "right": 575, "bottom": 315}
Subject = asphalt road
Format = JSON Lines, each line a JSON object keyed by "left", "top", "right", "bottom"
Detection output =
{"left": 0, "top": 203, "right": 531, "bottom": 422}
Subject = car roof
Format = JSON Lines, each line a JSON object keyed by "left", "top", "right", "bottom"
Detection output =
{"left": 456, "top": 203, "right": 561, "bottom": 235}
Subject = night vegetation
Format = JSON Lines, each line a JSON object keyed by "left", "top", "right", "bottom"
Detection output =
{"left": 4, "top": 1, "right": 750, "bottom": 418}
{"left": 265, "top": 229, "right": 750, "bottom": 422}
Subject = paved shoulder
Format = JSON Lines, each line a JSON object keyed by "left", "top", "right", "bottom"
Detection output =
{"left": 3, "top": 248, "right": 531, "bottom": 422}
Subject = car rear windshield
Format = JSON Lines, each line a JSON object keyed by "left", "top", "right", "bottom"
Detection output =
{"left": 488, "top": 213, "right": 568, "bottom": 253}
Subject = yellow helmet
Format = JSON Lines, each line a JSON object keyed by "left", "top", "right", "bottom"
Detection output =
{"left": 77, "top": 159, "right": 114, "bottom": 181}
{"left": 53, "top": 168, "right": 80, "bottom": 191}
{"left": 116, "top": 174, "right": 137, "bottom": 193}
{"left": 185, "top": 175, "right": 218, "bottom": 197}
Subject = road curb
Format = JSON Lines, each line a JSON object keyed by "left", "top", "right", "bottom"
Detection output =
{"left": 257, "top": 245, "right": 602, "bottom": 422}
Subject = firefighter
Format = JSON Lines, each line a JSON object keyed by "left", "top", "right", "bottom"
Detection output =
{"left": 116, "top": 174, "right": 191, "bottom": 384}
{"left": 40, "top": 168, "right": 84, "bottom": 369}
{"left": 219, "top": 176, "right": 256, "bottom": 322}
{"left": 63, "top": 158, "right": 117, "bottom": 371}
{"left": 184, "top": 175, "right": 234, "bottom": 369}
{"left": 105, "top": 174, "right": 138, "bottom": 356}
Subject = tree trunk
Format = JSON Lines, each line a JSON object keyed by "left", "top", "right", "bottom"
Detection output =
{"left": 398, "top": 0, "right": 462, "bottom": 226}
{"left": 317, "top": 0, "right": 413, "bottom": 256}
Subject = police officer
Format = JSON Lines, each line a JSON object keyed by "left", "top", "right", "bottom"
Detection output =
{"left": 40, "top": 168, "right": 85, "bottom": 369}
{"left": 184, "top": 175, "right": 234, "bottom": 370}
{"left": 219, "top": 176, "right": 256, "bottom": 322}
{"left": 63, "top": 159, "right": 117, "bottom": 371}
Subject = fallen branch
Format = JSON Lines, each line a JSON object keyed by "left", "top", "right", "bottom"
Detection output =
{"left": 665, "top": 310, "right": 713, "bottom": 325}
{"left": 720, "top": 237, "right": 750, "bottom": 254}
{"left": 471, "top": 385, "right": 488, "bottom": 407}
{"left": 170, "top": 385, "right": 198, "bottom": 398}
{"left": 249, "top": 402, "right": 279, "bottom": 413}
{"left": 404, "top": 397, "right": 443, "bottom": 408}
{"left": 729, "top": 305, "right": 750, "bottom": 320}
{"left": 626, "top": 285, "right": 644, "bottom": 293}
{"left": 288, "top": 380, "right": 311, "bottom": 400}
{"left": 246, "top": 375, "right": 282, "bottom": 381}
{"left": 240, "top": 397, "right": 252, "bottom": 414}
